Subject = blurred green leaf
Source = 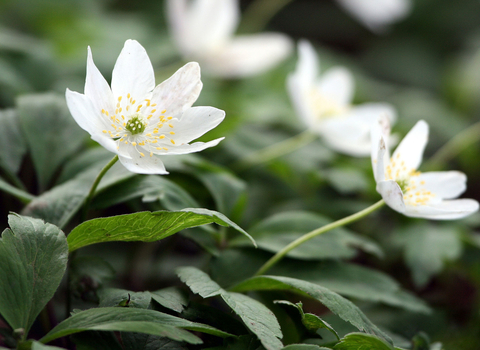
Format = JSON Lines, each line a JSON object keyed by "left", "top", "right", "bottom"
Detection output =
{"left": 70, "top": 255, "right": 115, "bottom": 302}
{"left": 17, "top": 93, "right": 87, "bottom": 191}
{"left": 40, "top": 307, "right": 233, "bottom": 344}
{"left": 0, "top": 176, "right": 34, "bottom": 203}
{"left": 177, "top": 267, "right": 284, "bottom": 350}
{"left": 394, "top": 224, "right": 462, "bottom": 288}
{"left": 232, "top": 211, "right": 383, "bottom": 259}
{"left": 282, "top": 345, "right": 330, "bottom": 350}
{"left": 0, "top": 109, "right": 27, "bottom": 174}
{"left": 150, "top": 287, "right": 188, "bottom": 313}
{"left": 121, "top": 333, "right": 188, "bottom": 350}
{"left": 67, "top": 208, "right": 255, "bottom": 252}
{"left": 333, "top": 332, "right": 394, "bottom": 350}
{"left": 0, "top": 214, "right": 68, "bottom": 336}
{"left": 231, "top": 275, "right": 391, "bottom": 343}
{"left": 98, "top": 289, "right": 151, "bottom": 309}
{"left": 19, "top": 341, "right": 67, "bottom": 350}
{"left": 71, "top": 331, "right": 123, "bottom": 350}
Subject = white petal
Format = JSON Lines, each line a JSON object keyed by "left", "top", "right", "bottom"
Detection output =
{"left": 416, "top": 171, "right": 467, "bottom": 199}
{"left": 404, "top": 199, "right": 479, "bottom": 220}
{"left": 336, "top": 0, "right": 412, "bottom": 32}
{"left": 173, "top": 106, "right": 225, "bottom": 144}
{"left": 319, "top": 103, "right": 396, "bottom": 157}
{"left": 118, "top": 151, "right": 168, "bottom": 175}
{"left": 391, "top": 120, "right": 429, "bottom": 172}
{"left": 286, "top": 41, "right": 319, "bottom": 128}
{"left": 159, "top": 138, "right": 224, "bottom": 156}
{"left": 371, "top": 115, "right": 392, "bottom": 179}
{"left": 90, "top": 134, "right": 119, "bottom": 155}
{"left": 111, "top": 40, "right": 155, "bottom": 100}
{"left": 65, "top": 89, "right": 107, "bottom": 135}
{"left": 84, "top": 47, "right": 114, "bottom": 115}
{"left": 377, "top": 180, "right": 406, "bottom": 213}
{"left": 151, "top": 62, "right": 202, "bottom": 118}
{"left": 200, "top": 33, "right": 293, "bottom": 78}
{"left": 317, "top": 67, "right": 354, "bottom": 107}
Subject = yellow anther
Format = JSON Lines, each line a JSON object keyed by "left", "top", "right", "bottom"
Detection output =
{"left": 159, "top": 135, "right": 165, "bottom": 139}
{"left": 161, "top": 109, "right": 166, "bottom": 113}
{"left": 169, "top": 124, "right": 173, "bottom": 128}
{"left": 102, "top": 130, "right": 107, "bottom": 133}
{"left": 167, "top": 116, "right": 173, "bottom": 120}
{"left": 126, "top": 106, "right": 130, "bottom": 111}
{"left": 171, "top": 140, "right": 175, "bottom": 144}
{"left": 163, "top": 147, "right": 168, "bottom": 150}
{"left": 132, "top": 142, "right": 137, "bottom": 146}
{"left": 169, "top": 131, "right": 175, "bottom": 135}
{"left": 140, "top": 152, "right": 145, "bottom": 157}
{"left": 153, "top": 129, "right": 158, "bottom": 134}
{"left": 151, "top": 109, "right": 156, "bottom": 113}
{"left": 150, "top": 152, "right": 153, "bottom": 157}
{"left": 147, "top": 115, "right": 152, "bottom": 119}
{"left": 146, "top": 133, "right": 152, "bottom": 137}
{"left": 101, "top": 109, "right": 105, "bottom": 114}
{"left": 118, "top": 96, "right": 122, "bottom": 101}
{"left": 127, "top": 93, "right": 131, "bottom": 98}
{"left": 420, "top": 181, "right": 425, "bottom": 185}
{"left": 156, "top": 147, "right": 161, "bottom": 150}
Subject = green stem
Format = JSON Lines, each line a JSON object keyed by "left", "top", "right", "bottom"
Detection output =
{"left": 233, "top": 130, "right": 317, "bottom": 172}
{"left": 424, "top": 120, "right": 480, "bottom": 171}
{"left": 81, "top": 155, "right": 118, "bottom": 222}
{"left": 240, "top": 0, "right": 294, "bottom": 32}
{"left": 254, "top": 199, "right": 386, "bottom": 276}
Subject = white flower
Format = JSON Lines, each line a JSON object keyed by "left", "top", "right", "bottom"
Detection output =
{"left": 336, "top": 0, "right": 412, "bottom": 33}
{"left": 371, "top": 117, "right": 479, "bottom": 220}
{"left": 166, "top": 0, "right": 292, "bottom": 78}
{"left": 287, "top": 40, "right": 396, "bottom": 157}
{"left": 66, "top": 39, "right": 225, "bottom": 174}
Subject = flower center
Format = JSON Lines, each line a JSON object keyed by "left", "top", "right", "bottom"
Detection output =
{"left": 310, "top": 89, "right": 349, "bottom": 120}
{"left": 125, "top": 114, "right": 147, "bottom": 135}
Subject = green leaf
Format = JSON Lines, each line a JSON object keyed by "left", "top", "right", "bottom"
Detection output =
{"left": 274, "top": 301, "right": 339, "bottom": 341}
{"left": 177, "top": 267, "right": 283, "bottom": 350}
{"left": 0, "top": 109, "right": 27, "bottom": 174}
{"left": 0, "top": 176, "right": 34, "bottom": 203}
{"left": 230, "top": 275, "right": 391, "bottom": 343}
{"left": 71, "top": 331, "right": 123, "bottom": 350}
{"left": 275, "top": 261, "right": 430, "bottom": 314}
{"left": 20, "top": 341, "right": 67, "bottom": 350}
{"left": 398, "top": 224, "right": 462, "bottom": 288}
{"left": 121, "top": 333, "right": 188, "bottom": 350}
{"left": 150, "top": 287, "right": 188, "bottom": 313}
{"left": 282, "top": 345, "right": 330, "bottom": 350}
{"left": 17, "top": 93, "right": 87, "bottom": 191}
{"left": 232, "top": 211, "right": 383, "bottom": 260}
{"left": 98, "top": 289, "right": 152, "bottom": 309}
{"left": 0, "top": 214, "right": 68, "bottom": 336}
{"left": 40, "top": 307, "right": 233, "bottom": 344}
{"left": 333, "top": 332, "right": 394, "bottom": 350}
{"left": 67, "top": 208, "right": 255, "bottom": 252}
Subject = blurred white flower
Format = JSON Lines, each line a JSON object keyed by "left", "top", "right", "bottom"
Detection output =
{"left": 66, "top": 39, "right": 225, "bottom": 174}
{"left": 166, "top": 0, "right": 292, "bottom": 78}
{"left": 287, "top": 40, "right": 396, "bottom": 157}
{"left": 371, "top": 117, "right": 479, "bottom": 219}
{"left": 336, "top": 0, "right": 412, "bottom": 33}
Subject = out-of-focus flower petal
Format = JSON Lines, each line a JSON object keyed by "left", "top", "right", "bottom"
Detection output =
{"left": 391, "top": 120, "right": 428, "bottom": 173}
{"left": 200, "top": 33, "right": 293, "bottom": 78}
{"left": 336, "top": 0, "right": 412, "bottom": 33}
{"left": 377, "top": 180, "right": 406, "bottom": 213}
{"left": 416, "top": 171, "right": 467, "bottom": 200}
{"left": 405, "top": 199, "right": 479, "bottom": 220}
{"left": 317, "top": 67, "right": 354, "bottom": 108}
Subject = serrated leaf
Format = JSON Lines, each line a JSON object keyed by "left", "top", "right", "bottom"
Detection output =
{"left": 150, "top": 287, "right": 188, "bottom": 313}
{"left": 0, "top": 109, "right": 27, "bottom": 174}
{"left": 232, "top": 211, "right": 383, "bottom": 259}
{"left": 230, "top": 275, "right": 391, "bottom": 343}
{"left": 333, "top": 332, "right": 394, "bottom": 350}
{"left": 40, "top": 307, "right": 233, "bottom": 344}
{"left": 0, "top": 214, "right": 68, "bottom": 336}
{"left": 17, "top": 93, "right": 87, "bottom": 191}
{"left": 177, "top": 267, "right": 283, "bottom": 350}
{"left": 67, "top": 208, "right": 255, "bottom": 252}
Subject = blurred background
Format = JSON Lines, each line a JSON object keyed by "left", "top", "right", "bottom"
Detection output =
{"left": 0, "top": 0, "right": 480, "bottom": 348}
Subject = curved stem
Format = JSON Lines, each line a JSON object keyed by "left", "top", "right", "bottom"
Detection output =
{"left": 81, "top": 155, "right": 119, "bottom": 222}
{"left": 254, "top": 199, "right": 386, "bottom": 276}
{"left": 424, "top": 120, "right": 480, "bottom": 171}
{"left": 233, "top": 130, "right": 317, "bottom": 172}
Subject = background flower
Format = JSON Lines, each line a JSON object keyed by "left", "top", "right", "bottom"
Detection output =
{"left": 166, "top": 0, "right": 292, "bottom": 78}
{"left": 287, "top": 40, "right": 396, "bottom": 156}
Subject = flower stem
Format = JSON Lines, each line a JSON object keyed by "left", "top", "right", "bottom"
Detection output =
{"left": 424, "top": 120, "right": 480, "bottom": 171}
{"left": 254, "top": 199, "right": 386, "bottom": 276}
{"left": 240, "top": 0, "right": 294, "bottom": 32}
{"left": 233, "top": 130, "right": 317, "bottom": 172}
{"left": 81, "top": 155, "right": 119, "bottom": 222}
